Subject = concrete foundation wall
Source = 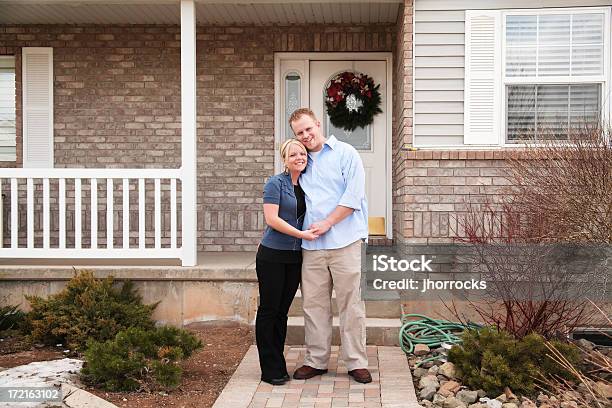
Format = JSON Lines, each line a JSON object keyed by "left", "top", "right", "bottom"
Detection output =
{"left": 0, "top": 263, "right": 259, "bottom": 326}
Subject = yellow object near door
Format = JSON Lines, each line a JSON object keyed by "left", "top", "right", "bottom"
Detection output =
{"left": 368, "top": 217, "right": 385, "bottom": 236}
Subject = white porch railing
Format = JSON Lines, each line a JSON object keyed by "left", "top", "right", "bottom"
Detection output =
{"left": 0, "top": 168, "right": 183, "bottom": 259}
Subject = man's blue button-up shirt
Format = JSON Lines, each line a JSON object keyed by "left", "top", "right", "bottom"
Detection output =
{"left": 300, "top": 136, "right": 368, "bottom": 250}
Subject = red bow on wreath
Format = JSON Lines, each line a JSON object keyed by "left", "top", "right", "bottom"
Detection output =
{"left": 325, "top": 71, "right": 382, "bottom": 131}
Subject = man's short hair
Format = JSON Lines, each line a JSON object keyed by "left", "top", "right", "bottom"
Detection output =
{"left": 289, "top": 108, "right": 317, "bottom": 126}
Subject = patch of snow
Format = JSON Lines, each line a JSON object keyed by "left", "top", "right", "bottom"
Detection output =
{"left": 0, "top": 358, "right": 83, "bottom": 407}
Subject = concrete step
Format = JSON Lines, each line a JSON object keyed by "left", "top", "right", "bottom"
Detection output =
{"left": 288, "top": 290, "right": 401, "bottom": 318}
{"left": 286, "top": 316, "right": 401, "bottom": 346}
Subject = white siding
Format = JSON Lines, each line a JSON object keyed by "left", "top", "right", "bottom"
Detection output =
{"left": 414, "top": 0, "right": 612, "bottom": 147}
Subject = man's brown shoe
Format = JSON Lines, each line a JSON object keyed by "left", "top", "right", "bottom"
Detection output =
{"left": 348, "top": 368, "right": 372, "bottom": 384}
{"left": 293, "top": 365, "right": 328, "bottom": 380}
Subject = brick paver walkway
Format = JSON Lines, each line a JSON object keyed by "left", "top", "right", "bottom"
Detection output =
{"left": 213, "top": 345, "right": 419, "bottom": 408}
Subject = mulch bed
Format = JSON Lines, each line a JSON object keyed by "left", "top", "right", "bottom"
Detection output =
{"left": 0, "top": 322, "right": 254, "bottom": 408}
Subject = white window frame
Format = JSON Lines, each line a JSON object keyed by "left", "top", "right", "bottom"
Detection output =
{"left": 0, "top": 56, "right": 16, "bottom": 162}
{"left": 501, "top": 7, "right": 611, "bottom": 145}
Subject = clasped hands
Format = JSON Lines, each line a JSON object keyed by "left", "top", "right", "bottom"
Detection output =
{"left": 300, "top": 219, "right": 332, "bottom": 241}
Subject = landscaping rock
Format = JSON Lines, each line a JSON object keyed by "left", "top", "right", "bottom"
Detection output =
{"left": 560, "top": 402, "right": 578, "bottom": 408}
{"left": 468, "top": 404, "right": 487, "bottom": 408}
{"left": 501, "top": 403, "right": 519, "bottom": 408}
{"left": 495, "top": 394, "right": 507, "bottom": 403}
{"left": 421, "top": 385, "right": 438, "bottom": 401}
{"left": 575, "top": 338, "right": 595, "bottom": 351}
{"left": 503, "top": 387, "right": 518, "bottom": 401}
{"left": 433, "top": 393, "right": 447, "bottom": 406}
{"left": 419, "top": 375, "right": 440, "bottom": 390}
{"left": 443, "top": 396, "right": 467, "bottom": 408}
{"left": 438, "top": 380, "right": 461, "bottom": 397}
{"left": 519, "top": 397, "right": 536, "bottom": 408}
{"left": 476, "top": 390, "right": 487, "bottom": 399}
{"left": 438, "top": 362, "right": 456, "bottom": 379}
{"left": 414, "top": 344, "right": 431, "bottom": 356}
{"left": 594, "top": 380, "right": 612, "bottom": 399}
{"left": 561, "top": 390, "right": 580, "bottom": 402}
{"left": 421, "top": 361, "right": 435, "bottom": 369}
{"left": 456, "top": 390, "right": 478, "bottom": 405}
{"left": 408, "top": 356, "right": 420, "bottom": 366}
{"left": 428, "top": 365, "right": 440, "bottom": 376}
{"left": 479, "top": 398, "right": 502, "bottom": 408}
{"left": 422, "top": 400, "right": 434, "bottom": 408}
{"left": 413, "top": 367, "right": 429, "bottom": 378}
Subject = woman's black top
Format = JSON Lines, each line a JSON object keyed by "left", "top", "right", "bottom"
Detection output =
{"left": 294, "top": 183, "right": 306, "bottom": 220}
{"left": 257, "top": 182, "right": 306, "bottom": 264}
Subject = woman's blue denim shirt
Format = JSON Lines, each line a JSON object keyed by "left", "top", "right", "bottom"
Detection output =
{"left": 261, "top": 172, "right": 304, "bottom": 251}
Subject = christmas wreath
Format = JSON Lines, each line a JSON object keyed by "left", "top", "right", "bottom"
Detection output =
{"left": 325, "top": 71, "right": 382, "bottom": 131}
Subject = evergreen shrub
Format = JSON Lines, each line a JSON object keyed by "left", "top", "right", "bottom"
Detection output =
{"left": 25, "top": 271, "right": 157, "bottom": 351}
{"left": 448, "top": 327, "right": 581, "bottom": 396}
{"left": 81, "top": 326, "right": 203, "bottom": 391}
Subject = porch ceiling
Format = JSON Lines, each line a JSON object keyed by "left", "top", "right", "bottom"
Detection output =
{"left": 0, "top": 0, "right": 402, "bottom": 25}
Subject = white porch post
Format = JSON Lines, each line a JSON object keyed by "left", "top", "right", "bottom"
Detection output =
{"left": 180, "top": 0, "right": 197, "bottom": 266}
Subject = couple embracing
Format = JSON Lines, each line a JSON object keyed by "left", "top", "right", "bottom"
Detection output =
{"left": 255, "top": 108, "right": 371, "bottom": 386}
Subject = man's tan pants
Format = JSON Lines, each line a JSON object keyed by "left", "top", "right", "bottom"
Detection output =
{"left": 301, "top": 240, "right": 367, "bottom": 371}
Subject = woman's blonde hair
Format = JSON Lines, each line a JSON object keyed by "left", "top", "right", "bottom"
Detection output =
{"left": 280, "top": 139, "right": 307, "bottom": 173}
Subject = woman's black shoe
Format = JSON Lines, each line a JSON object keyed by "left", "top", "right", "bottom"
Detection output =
{"left": 282, "top": 374, "right": 290, "bottom": 381}
{"left": 261, "top": 377, "right": 287, "bottom": 386}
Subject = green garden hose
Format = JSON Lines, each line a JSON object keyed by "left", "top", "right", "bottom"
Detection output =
{"left": 399, "top": 313, "right": 481, "bottom": 366}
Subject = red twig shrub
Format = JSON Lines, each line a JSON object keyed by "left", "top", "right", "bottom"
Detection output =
{"left": 451, "top": 125, "right": 611, "bottom": 338}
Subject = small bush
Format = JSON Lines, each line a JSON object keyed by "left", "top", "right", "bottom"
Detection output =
{"left": 0, "top": 304, "right": 26, "bottom": 332}
{"left": 448, "top": 327, "right": 581, "bottom": 396}
{"left": 25, "top": 270, "right": 157, "bottom": 351}
{"left": 81, "top": 326, "right": 203, "bottom": 391}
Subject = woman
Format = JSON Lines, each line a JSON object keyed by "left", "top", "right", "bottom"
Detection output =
{"left": 256, "top": 139, "right": 318, "bottom": 386}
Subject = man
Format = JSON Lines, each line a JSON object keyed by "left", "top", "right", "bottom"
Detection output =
{"left": 288, "top": 108, "right": 371, "bottom": 384}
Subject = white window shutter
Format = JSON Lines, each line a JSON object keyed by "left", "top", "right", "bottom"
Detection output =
{"left": 464, "top": 11, "right": 501, "bottom": 145}
{"left": 22, "top": 47, "right": 53, "bottom": 168}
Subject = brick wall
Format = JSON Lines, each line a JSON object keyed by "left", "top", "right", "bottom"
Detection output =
{"left": 0, "top": 24, "right": 396, "bottom": 251}
{"left": 402, "top": 150, "right": 512, "bottom": 244}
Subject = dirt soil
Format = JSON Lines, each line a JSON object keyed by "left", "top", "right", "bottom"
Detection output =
{"left": 0, "top": 323, "right": 254, "bottom": 408}
{"left": 0, "top": 333, "right": 65, "bottom": 368}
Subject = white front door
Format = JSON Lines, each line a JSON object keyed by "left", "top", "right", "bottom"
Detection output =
{"left": 275, "top": 54, "right": 391, "bottom": 237}
{"left": 309, "top": 60, "right": 388, "bottom": 236}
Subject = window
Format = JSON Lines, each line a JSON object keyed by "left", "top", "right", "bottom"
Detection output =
{"left": 503, "top": 10, "right": 608, "bottom": 142}
{"left": 0, "top": 56, "right": 16, "bottom": 161}
{"left": 284, "top": 72, "right": 301, "bottom": 139}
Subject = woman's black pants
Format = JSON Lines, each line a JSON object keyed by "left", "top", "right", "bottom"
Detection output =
{"left": 255, "top": 258, "right": 301, "bottom": 380}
